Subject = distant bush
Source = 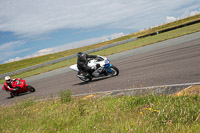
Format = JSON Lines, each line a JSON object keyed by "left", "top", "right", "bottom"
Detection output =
{"left": 60, "top": 90, "right": 72, "bottom": 103}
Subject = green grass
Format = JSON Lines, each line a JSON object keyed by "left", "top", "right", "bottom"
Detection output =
{"left": 0, "top": 14, "right": 200, "bottom": 75}
{"left": 0, "top": 22, "right": 200, "bottom": 84}
{"left": 0, "top": 94, "right": 199, "bottom": 132}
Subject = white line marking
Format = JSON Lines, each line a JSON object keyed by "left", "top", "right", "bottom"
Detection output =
{"left": 73, "top": 82, "right": 200, "bottom": 96}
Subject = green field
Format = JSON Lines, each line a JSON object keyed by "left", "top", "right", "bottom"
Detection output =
{"left": 0, "top": 14, "right": 200, "bottom": 76}
{"left": 0, "top": 90, "right": 199, "bottom": 133}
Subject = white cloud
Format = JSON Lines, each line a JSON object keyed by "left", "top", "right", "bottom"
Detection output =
{"left": 36, "top": 32, "right": 126, "bottom": 53}
{"left": 189, "top": 10, "right": 200, "bottom": 16}
{"left": 1, "top": 0, "right": 200, "bottom": 64}
{"left": 4, "top": 32, "right": 126, "bottom": 63}
{"left": 36, "top": 48, "right": 54, "bottom": 56}
{"left": 0, "top": 48, "right": 30, "bottom": 63}
{"left": 4, "top": 57, "right": 21, "bottom": 63}
{"left": 0, "top": 40, "right": 29, "bottom": 62}
{"left": 166, "top": 16, "right": 177, "bottom": 23}
{"left": 0, "top": 0, "right": 200, "bottom": 37}
{"left": 166, "top": 8, "right": 200, "bottom": 23}
{"left": 0, "top": 41, "right": 25, "bottom": 50}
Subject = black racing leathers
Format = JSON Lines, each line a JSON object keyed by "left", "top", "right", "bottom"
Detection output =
{"left": 77, "top": 54, "right": 97, "bottom": 76}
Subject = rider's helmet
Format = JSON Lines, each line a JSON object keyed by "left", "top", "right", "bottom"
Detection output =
{"left": 77, "top": 52, "right": 86, "bottom": 61}
{"left": 5, "top": 76, "right": 11, "bottom": 84}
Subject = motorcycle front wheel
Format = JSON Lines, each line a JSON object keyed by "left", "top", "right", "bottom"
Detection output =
{"left": 109, "top": 65, "right": 119, "bottom": 76}
{"left": 27, "top": 85, "right": 35, "bottom": 92}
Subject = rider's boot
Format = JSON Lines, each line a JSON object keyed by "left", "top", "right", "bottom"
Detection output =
{"left": 76, "top": 73, "right": 84, "bottom": 78}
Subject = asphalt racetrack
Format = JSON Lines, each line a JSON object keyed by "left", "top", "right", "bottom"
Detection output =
{"left": 0, "top": 32, "right": 200, "bottom": 105}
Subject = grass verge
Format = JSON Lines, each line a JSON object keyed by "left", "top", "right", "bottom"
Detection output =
{"left": 1, "top": 22, "right": 200, "bottom": 84}
{"left": 0, "top": 93, "right": 199, "bottom": 132}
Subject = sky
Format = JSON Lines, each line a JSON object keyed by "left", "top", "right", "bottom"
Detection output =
{"left": 0, "top": 0, "right": 200, "bottom": 64}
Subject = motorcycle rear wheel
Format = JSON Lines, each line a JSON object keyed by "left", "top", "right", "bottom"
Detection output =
{"left": 10, "top": 92, "right": 15, "bottom": 98}
{"left": 79, "top": 77, "right": 92, "bottom": 82}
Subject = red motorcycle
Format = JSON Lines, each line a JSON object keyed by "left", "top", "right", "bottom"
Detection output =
{"left": 2, "top": 78, "right": 35, "bottom": 98}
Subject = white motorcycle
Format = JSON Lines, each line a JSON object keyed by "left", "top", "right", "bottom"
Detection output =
{"left": 70, "top": 56, "right": 119, "bottom": 82}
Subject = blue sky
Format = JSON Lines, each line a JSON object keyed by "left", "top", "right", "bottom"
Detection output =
{"left": 0, "top": 0, "right": 200, "bottom": 64}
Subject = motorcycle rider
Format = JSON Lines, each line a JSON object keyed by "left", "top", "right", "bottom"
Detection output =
{"left": 77, "top": 52, "right": 100, "bottom": 77}
{"left": 2, "top": 76, "right": 19, "bottom": 94}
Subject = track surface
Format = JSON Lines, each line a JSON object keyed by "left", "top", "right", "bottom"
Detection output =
{"left": 0, "top": 32, "right": 200, "bottom": 105}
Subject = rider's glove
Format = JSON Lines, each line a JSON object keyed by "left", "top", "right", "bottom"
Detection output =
{"left": 12, "top": 87, "right": 18, "bottom": 91}
{"left": 91, "top": 66, "right": 96, "bottom": 69}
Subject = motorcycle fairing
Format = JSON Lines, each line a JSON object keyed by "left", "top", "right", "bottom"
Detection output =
{"left": 104, "top": 64, "right": 112, "bottom": 73}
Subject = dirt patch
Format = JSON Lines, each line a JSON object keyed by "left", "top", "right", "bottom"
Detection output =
{"left": 174, "top": 85, "right": 200, "bottom": 96}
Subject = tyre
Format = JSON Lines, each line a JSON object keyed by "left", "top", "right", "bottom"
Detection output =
{"left": 10, "top": 92, "right": 15, "bottom": 98}
{"left": 79, "top": 77, "right": 92, "bottom": 82}
{"left": 110, "top": 65, "right": 119, "bottom": 76}
{"left": 27, "top": 85, "right": 35, "bottom": 92}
